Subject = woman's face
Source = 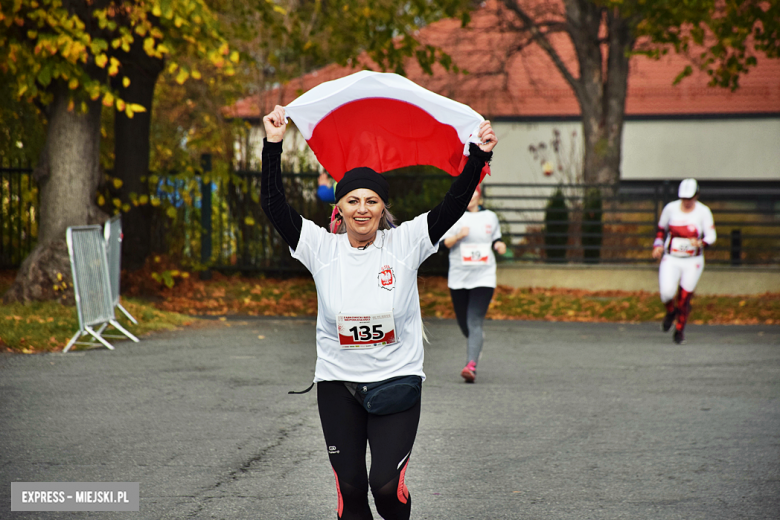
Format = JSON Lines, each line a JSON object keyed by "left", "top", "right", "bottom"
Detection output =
{"left": 338, "top": 189, "right": 385, "bottom": 243}
{"left": 681, "top": 195, "right": 698, "bottom": 211}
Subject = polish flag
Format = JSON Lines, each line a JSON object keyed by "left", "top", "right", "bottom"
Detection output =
{"left": 284, "top": 70, "right": 490, "bottom": 181}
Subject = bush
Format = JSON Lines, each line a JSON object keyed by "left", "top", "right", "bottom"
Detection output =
{"left": 582, "top": 187, "right": 603, "bottom": 264}
{"left": 544, "top": 187, "right": 569, "bottom": 263}
{"left": 384, "top": 166, "right": 453, "bottom": 275}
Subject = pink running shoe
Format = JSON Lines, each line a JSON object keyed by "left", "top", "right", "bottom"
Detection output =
{"left": 461, "top": 361, "right": 477, "bottom": 383}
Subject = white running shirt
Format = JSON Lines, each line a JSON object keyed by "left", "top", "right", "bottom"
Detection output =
{"left": 655, "top": 200, "right": 716, "bottom": 257}
{"left": 441, "top": 209, "right": 502, "bottom": 289}
{"left": 291, "top": 213, "right": 438, "bottom": 383}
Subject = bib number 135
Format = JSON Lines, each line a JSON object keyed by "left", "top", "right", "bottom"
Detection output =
{"left": 337, "top": 313, "right": 397, "bottom": 349}
{"left": 349, "top": 324, "right": 384, "bottom": 341}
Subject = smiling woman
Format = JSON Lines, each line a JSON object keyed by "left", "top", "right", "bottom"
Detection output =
{"left": 259, "top": 100, "right": 495, "bottom": 520}
{"left": 334, "top": 188, "right": 389, "bottom": 247}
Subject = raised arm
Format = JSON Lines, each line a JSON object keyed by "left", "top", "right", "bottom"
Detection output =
{"left": 260, "top": 106, "right": 303, "bottom": 250}
{"left": 427, "top": 121, "right": 497, "bottom": 244}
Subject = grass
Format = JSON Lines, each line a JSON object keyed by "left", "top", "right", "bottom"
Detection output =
{"left": 0, "top": 297, "right": 197, "bottom": 354}
{"left": 1, "top": 269, "right": 778, "bottom": 354}
{"left": 0, "top": 270, "right": 196, "bottom": 354}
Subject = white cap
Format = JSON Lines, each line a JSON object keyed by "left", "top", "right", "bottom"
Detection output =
{"left": 678, "top": 178, "right": 698, "bottom": 199}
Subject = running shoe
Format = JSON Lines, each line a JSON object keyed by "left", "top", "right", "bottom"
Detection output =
{"left": 661, "top": 311, "right": 676, "bottom": 332}
{"left": 673, "top": 330, "right": 685, "bottom": 344}
{"left": 461, "top": 361, "right": 476, "bottom": 383}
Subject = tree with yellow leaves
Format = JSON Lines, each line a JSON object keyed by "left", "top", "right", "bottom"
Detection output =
{"left": 1, "top": 0, "right": 234, "bottom": 303}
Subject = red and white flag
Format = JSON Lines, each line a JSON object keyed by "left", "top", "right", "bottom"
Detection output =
{"left": 284, "top": 71, "right": 490, "bottom": 181}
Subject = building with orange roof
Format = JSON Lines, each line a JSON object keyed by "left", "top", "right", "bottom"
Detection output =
{"left": 228, "top": 3, "right": 780, "bottom": 185}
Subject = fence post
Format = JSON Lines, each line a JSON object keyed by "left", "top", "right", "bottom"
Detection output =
{"left": 661, "top": 180, "right": 672, "bottom": 207}
{"left": 200, "top": 153, "right": 213, "bottom": 280}
{"left": 731, "top": 229, "right": 742, "bottom": 266}
{"left": 582, "top": 186, "right": 603, "bottom": 264}
{"left": 543, "top": 185, "right": 569, "bottom": 263}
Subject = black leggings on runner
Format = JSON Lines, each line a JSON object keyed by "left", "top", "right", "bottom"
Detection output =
{"left": 317, "top": 381, "right": 421, "bottom": 520}
{"left": 450, "top": 286, "right": 495, "bottom": 366}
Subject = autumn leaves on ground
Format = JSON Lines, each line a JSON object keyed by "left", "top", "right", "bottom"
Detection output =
{"left": 1, "top": 265, "right": 778, "bottom": 353}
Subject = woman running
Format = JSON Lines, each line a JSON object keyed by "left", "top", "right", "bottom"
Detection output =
{"left": 441, "top": 186, "right": 506, "bottom": 383}
{"left": 260, "top": 104, "right": 496, "bottom": 520}
{"left": 653, "top": 178, "right": 716, "bottom": 344}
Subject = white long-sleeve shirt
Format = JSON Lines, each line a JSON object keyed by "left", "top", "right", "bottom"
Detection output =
{"left": 654, "top": 200, "right": 716, "bottom": 257}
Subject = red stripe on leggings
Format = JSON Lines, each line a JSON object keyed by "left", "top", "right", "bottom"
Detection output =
{"left": 397, "top": 458, "right": 410, "bottom": 504}
{"left": 332, "top": 467, "right": 344, "bottom": 517}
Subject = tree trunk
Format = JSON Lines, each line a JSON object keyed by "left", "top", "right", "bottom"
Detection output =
{"left": 565, "top": 1, "right": 633, "bottom": 187}
{"left": 4, "top": 85, "right": 107, "bottom": 304}
{"left": 111, "top": 42, "right": 164, "bottom": 271}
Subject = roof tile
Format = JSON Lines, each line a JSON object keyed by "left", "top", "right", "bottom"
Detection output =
{"left": 227, "top": 3, "right": 780, "bottom": 120}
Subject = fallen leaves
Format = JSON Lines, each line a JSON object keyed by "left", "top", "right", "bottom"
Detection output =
{"left": 414, "top": 276, "right": 780, "bottom": 325}
{"left": 2, "top": 265, "right": 777, "bottom": 355}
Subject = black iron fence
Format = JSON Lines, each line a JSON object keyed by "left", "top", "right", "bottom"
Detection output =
{"left": 193, "top": 168, "right": 453, "bottom": 275}
{"left": 0, "top": 161, "right": 37, "bottom": 269}
{"left": 94, "top": 164, "right": 452, "bottom": 275}
{"left": 3, "top": 166, "right": 778, "bottom": 271}
{"left": 482, "top": 180, "right": 780, "bottom": 265}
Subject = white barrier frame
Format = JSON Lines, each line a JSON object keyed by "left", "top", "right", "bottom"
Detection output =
{"left": 63, "top": 225, "right": 139, "bottom": 353}
{"left": 104, "top": 215, "right": 137, "bottom": 324}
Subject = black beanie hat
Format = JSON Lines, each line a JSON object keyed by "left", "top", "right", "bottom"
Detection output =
{"left": 335, "top": 167, "right": 389, "bottom": 204}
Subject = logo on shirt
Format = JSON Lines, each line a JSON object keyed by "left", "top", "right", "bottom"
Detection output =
{"left": 485, "top": 224, "right": 492, "bottom": 234}
{"left": 378, "top": 265, "right": 395, "bottom": 291}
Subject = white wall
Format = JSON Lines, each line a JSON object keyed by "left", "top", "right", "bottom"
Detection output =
{"left": 482, "top": 117, "right": 780, "bottom": 244}
{"left": 237, "top": 124, "right": 323, "bottom": 172}
{"left": 487, "top": 121, "right": 582, "bottom": 185}
{"left": 621, "top": 118, "right": 780, "bottom": 180}
{"left": 486, "top": 117, "right": 780, "bottom": 185}
{"left": 242, "top": 117, "right": 780, "bottom": 180}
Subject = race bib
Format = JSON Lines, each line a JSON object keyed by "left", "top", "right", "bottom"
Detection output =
{"left": 670, "top": 237, "right": 697, "bottom": 257}
{"left": 461, "top": 243, "right": 491, "bottom": 265}
{"left": 337, "top": 312, "right": 397, "bottom": 349}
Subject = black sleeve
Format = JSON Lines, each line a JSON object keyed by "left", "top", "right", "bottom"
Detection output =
{"left": 260, "top": 139, "right": 303, "bottom": 250}
{"left": 427, "top": 143, "right": 492, "bottom": 244}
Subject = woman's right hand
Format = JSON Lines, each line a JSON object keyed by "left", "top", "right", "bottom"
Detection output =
{"left": 652, "top": 246, "right": 663, "bottom": 260}
{"left": 477, "top": 121, "right": 497, "bottom": 153}
{"left": 263, "top": 105, "right": 287, "bottom": 143}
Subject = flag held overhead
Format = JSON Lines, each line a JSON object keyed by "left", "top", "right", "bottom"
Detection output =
{"left": 284, "top": 71, "right": 490, "bottom": 181}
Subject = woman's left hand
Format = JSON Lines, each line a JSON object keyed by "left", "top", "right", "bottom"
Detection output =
{"left": 477, "top": 121, "right": 497, "bottom": 153}
{"left": 494, "top": 240, "right": 507, "bottom": 255}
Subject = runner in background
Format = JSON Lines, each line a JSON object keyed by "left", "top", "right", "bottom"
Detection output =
{"left": 317, "top": 172, "right": 336, "bottom": 203}
{"left": 441, "top": 185, "right": 506, "bottom": 382}
{"left": 653, "top": 178, "right": 717, "bottom": 344}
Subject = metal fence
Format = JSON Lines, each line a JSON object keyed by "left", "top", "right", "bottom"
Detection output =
{"left": 186, "top": 170, "right": 452, "bottom": 274}
{"left": 0, "top": 162, "right": 37, "bottom": 268}
{"left": 200, "top": 171, "right": 333, "bottom": 272}
{"left": 104, "top": 215, "right": 137, "bottom": 323}
{"left": 64, "top": 225, "right": 138, "bottom": 352}
{"left": 482, "top": 180, "right": 780, "bottom": 265}
{"left": 3, "top": 169, "right": 779, "bottom": 271}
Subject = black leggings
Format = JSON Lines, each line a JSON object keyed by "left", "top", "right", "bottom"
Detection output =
{"left": 449, "top": 287, "right": 495, "bottom": 366}
{"left": 317, "top": 381, "right": 421, "bottom": 520}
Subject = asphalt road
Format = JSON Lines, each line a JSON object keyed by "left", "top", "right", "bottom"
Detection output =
{"left": 1, "top": 319, "right": 779, "bottom": 520}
